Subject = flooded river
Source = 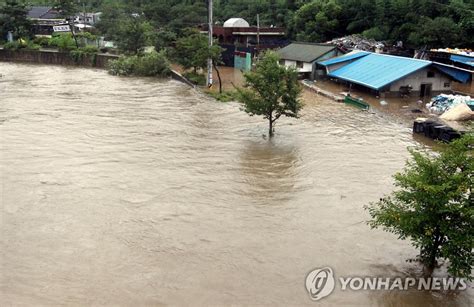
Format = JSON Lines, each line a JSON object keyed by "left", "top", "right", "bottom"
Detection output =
{"left": 0, "top": 63, "right": 471, "bottom": 306}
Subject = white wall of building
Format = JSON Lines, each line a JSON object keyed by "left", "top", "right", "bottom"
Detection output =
{"left": 389, "top": 67, "right": 452, "bottom": 92}
{"left": 282, "top": 60, "right": 312, "bottom": 73}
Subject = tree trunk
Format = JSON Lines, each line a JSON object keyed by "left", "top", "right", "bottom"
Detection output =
{"left": 213, "top": 62, "right": 222, "bottom": 93}
{"left": 424, "top": 228, "right": 441, "bottom": 277}
{"left": 269, "top": 118, "right": 274, "bottom": 137}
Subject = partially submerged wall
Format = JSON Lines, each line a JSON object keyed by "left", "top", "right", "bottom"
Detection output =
{"left": 389, "top": 67, "right": 452, "bottom": 93}
{"left": 452, "top": 76, "right": 474, "bottom": 95}
{"left": 0, "top": 49, "right": 118, "bottom": 68}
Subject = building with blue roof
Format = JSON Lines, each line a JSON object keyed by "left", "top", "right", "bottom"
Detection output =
{"left": 318, "top": 52, "right": 472, "bottom": 97}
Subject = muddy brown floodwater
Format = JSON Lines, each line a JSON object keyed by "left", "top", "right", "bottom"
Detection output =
{"left": 0, "top": 63, "right": 472, "bottom": 306}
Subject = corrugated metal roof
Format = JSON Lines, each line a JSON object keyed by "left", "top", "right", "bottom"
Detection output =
{"left": 318, "top": 50, "right": 370, "bottom": 66}
{"left": 450, "top": 54, "right": 474, "bottom": 67}
{"left": 328, "top": 53, "right": 431, "bottom": 90}
{"left": 433, "top": 64, "right": 471, "bottom": 83}
{"left": 276, "top": 43, "right": 336, "bottom": 63}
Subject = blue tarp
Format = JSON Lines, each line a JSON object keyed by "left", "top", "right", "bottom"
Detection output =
{"left": 327, "top": 53, "right": 431, "bottom": 90}
{"left": 318, "top": 51, "right": 370, "bottom": 66}
{"left": 433, "top": 64, "right": 471, "bottom": 83}
{"left": 450, "top": 54, "right": 474, "bottom": 67}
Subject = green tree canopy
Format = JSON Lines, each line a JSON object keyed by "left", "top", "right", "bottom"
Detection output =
{"left": 0, "top": 0, "right": 32, "bottom": 40}
{"left": 366, "top": 134, "right": 473, "bottom": 279}
{"left": 114, "top": 16, "right": 155, "bottom": 54}
{"left": 237, "top": 51, "right": 302, "bottom": 137}
{"left": 53, "top": 0, "right": 78, "bottom": 18}
{"left": 172, "top": 29, "right": 210, "bottom": 72}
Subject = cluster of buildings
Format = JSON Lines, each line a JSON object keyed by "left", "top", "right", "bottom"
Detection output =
{"left": 201, "top": 17, "right": 472, "bottom": 98}
{"left": 277, "top": 42, "right": 473, "bottom": 97}
{"left": 27, "top": 6, "right": 101, "bottom": 36}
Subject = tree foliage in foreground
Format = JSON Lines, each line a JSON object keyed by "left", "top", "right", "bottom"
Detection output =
{"left": 366, "top": 134, "right": 473, "bottom": 279}
{"left": 237, "top": 51, "right": 302, "bottom": 137}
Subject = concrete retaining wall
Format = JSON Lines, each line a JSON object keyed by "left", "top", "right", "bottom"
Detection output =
{"left": 0, "top": 49, "right": 118, "bottom": 68}
{"left": 0, "top": 49, "right": 195, "bottom": 88}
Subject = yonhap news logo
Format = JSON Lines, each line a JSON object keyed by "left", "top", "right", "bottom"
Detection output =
{"left": 305, "top": 267, "right": 336, "bottom": 301}
{"left": 305, "top": 266, "right": 469, "bottom": 301}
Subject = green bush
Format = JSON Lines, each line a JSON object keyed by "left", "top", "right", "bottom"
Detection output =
{"left": 3, "top": 39, "right": 39, "bottom": 51}
{"left": 4, "top": 41, "right": 20, "bottom": 50}
{"left": 183, "top": 71, "right": 206, "bottom": 86}
{"left": 33, "top": 36, "right": 50, "bottom": 47}
{"left": 207, "top": 90, "right": 238, "bottom": 102}
{"left": 107, "top": 56, "right": 138, "bottom": 76}
{"left": 70, "top": 46, "right": 98, "bottom": 64}
{"left": 49, "top": 33, "right": 76, "bottom": 51}
{"left": 25, "top": 41, "right": 40, "bottom": 50}
{"left": 134, "top": 51, "right": 170, "bottom": 76}
{"left": 107, "top": 51, "right": 170, "bottom": 77}
{"left": 79, "top": 45, "right": 99, "bottom": 54}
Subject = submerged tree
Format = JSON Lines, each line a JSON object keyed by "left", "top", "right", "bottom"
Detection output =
{"left": 237, "top": 51, "right": 302, "bottom": 137}
{"left": 172, "top": 29, "right": 209, "bottom": 73}
{"left": 365, "top": 134, "right": 473, "bottom": 279}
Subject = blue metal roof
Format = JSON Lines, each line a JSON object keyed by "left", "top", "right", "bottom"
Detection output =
{"left": 318, "top": 51, "right": 370, "bottom": 66}
{"left": 433, "top": 64, "right": 471, "bottom": 83}
{"left": 450, "top": 54, "right": 474, "bottom": 67}
{"left": 327, "top": 53, "right": 431, "bottom": 90}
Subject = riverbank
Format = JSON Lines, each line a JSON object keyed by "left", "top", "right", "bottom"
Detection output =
{"left": 0, "top": 48, "right": 117, "bottom": 68}
{"left": 0, "top": 48, "right": 195, "bottom": 87}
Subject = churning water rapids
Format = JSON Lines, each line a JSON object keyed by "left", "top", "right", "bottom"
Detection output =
{"left": 0, "top": 63, "right": 471, "bottom": 306}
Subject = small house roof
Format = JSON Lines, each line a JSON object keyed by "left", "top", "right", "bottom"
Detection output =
{"left": 276, "top": 42, "right": 337, "bottom": 63}
{"left": 28, "top": 6, "right": 58, "bottom": 19}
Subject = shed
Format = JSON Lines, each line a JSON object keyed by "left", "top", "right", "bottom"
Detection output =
{"left": 276, "top": 42, "right": 343, "bottom": 79}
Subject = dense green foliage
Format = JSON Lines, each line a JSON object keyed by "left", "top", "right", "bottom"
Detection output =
{"left": 3, "top": 38, "right": 39, "bottom": 50}
{"left": 237, "top": 51, "right": 302, "bottom": 137}
{"left": 95, "top": 0, "right": 474, "bottom": 48}
{"left": 107, "top": 51, "right": 170, "bottom": 77}
{"left": 366, "top": 134, "right": 473, "bottom": 279}
{"left": 3, "top": 0, "right": 472, "bottom": 48}
{"left": 0, "top": 0, "right": 32, "bottom": 41}
{"left": 48, "top": 33, "right": 77, "bottom": 51}
{"left": 53, "top": 0, "right": 78, "bottom": 18}
{"left": 171, "top": 29, "right": 224, "bottom": 89}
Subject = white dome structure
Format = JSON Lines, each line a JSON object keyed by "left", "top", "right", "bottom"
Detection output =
{"left": 223, "top": 18, "right": 250, "bottom": 28}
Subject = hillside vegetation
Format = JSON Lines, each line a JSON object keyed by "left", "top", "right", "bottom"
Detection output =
{"left": 6, "top": 0, "right": 474, "bottom": 48}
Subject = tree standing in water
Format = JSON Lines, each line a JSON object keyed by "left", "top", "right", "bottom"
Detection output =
{"left": 237, "top": 51, "right": 302, "bottom": 137}
{"left": 365, "top": 134, "right": 473, "bottom": 279}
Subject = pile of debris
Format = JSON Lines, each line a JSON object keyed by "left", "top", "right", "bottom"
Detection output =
{"left": 430, "top": 48, "right": 473, "bottom": 57}
{"left": 326, "top": 35, "right": 384, "bottom": 52}
{"left": 427, "top": 94, "right": 474, "bottom": 121}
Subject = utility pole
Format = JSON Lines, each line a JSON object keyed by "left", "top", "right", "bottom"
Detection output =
{"left": 206, "top": 0, "right": 213, "bottom": 88}
{"left": 257, "top": 14, "right": 260, "bottom": 50}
